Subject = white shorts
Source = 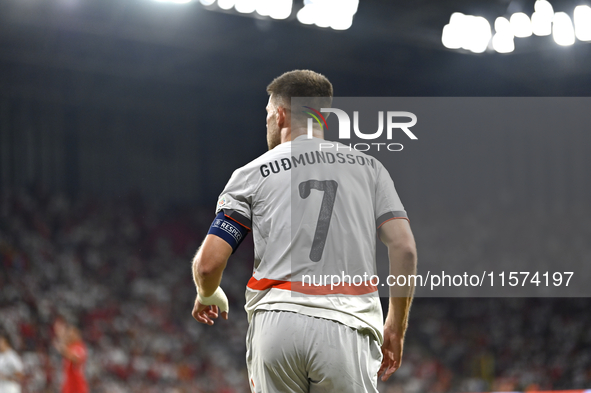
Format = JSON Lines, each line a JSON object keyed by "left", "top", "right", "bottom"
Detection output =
{"left": 246, "top": 310, "right": 381, "bottom": 393}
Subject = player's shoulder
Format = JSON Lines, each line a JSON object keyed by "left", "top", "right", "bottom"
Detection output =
{"left": 232, "top": 142, "right": 292, "bottom": 174}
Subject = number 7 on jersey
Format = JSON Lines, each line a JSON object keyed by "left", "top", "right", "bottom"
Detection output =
{"left": 298, "top": 180, "right": 339, "bottom": 262}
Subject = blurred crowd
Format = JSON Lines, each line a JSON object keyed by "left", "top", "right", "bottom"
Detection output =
{"left": 1, "top": 187, "right": 590, "bottom": 392}
{"left": 0, "top": 188, "right": 252, "bottom": 392}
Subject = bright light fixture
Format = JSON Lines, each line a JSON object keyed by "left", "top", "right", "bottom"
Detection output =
{"left": 296, "top": 0, "right": 358, "bottom": 30}
{"left": 535, "top": 0, "right": 554, "bottom": 17}
{"left": 267, "top": 0, "right": 292, "bottom": 20}
{"left": 492, "top": 33, "right": 515, "bottom": 53}
{"left": 510, "top": 12, "right": 533, "bottom": 37}
{"left": 531, "top": 12, "right": 552, "bottom": 36}
{"left": 235, "top": 0, "right": 256, "bottom": 13}
{"left": 531, "top": 0, "right": 553, "bottom": 36}
{"left": 445, "top": 1, "right": 591, "bottom": 53}
{"left": 197, "top": 0, "right": 292, "bottom": 19}
{"left": 466, "top": 16, "right": 492, "bottom": 53}
{"left": 553, "top": 12, "right": 575, "bottom": 46}
{"left": 296, "top": 5, "right": 314, "bottom": 24}
{"left": 441, "top": 23, "right": 461, "bottom": 49}
{"left": 442, "top": 13, "right": 491, "bottom": 53}
{"left": 155, "top": 0, "right": 193, "bottom": 3}
{"left": 217, "top": 0, "right": 235, "bottom": 10}
{"left": 494, "top": 16, "right": 511, "bottom": 34}
{"left": 574, "top": 5, "right": 591, "bottom": 41}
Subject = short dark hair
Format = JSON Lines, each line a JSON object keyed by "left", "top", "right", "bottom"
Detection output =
{"left": 267, "top": 70, "right": 333, "bottom": 109}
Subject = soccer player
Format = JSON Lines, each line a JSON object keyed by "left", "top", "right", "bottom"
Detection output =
{"left": 0, "top": 330, "right": 24, "bottom": 393}
{"left": 53, "top": 318, "right": 88, "bottom": 393}
{"left": 192, "top": 70, "right": 417, "bottom": 392}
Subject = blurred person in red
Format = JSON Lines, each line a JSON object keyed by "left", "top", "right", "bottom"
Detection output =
{"left": 53, "top": 318, "right": 88, "bottom": 393}
{"left": 0, "top": 329, "right": 24, "bottom": 393}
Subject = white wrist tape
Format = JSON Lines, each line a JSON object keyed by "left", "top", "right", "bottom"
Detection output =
{"left": 197, "top": 287, "right": 229, "bottom": 314}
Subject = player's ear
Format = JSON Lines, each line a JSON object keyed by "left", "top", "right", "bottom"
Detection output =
{"left": 276, "top": 106, "right": 287, "bottom": 128}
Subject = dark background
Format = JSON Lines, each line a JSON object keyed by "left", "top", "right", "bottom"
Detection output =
{"left": 1, "top": 0, "right": 590, "bottom": 206}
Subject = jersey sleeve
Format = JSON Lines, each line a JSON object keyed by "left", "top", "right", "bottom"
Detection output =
{"left": 215, "top": 167, "right": 253, "bottom": 230}
{"left": 375, "top": 162, "right": 408, "bottom": 229}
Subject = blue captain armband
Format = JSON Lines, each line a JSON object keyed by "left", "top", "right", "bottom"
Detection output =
{"left": 208, "top": 211, "right": 250, "bottom": 253}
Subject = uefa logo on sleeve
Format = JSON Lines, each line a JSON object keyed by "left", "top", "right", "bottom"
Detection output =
{"left": 217, "top": 194, "right": 227, "bottom": 209}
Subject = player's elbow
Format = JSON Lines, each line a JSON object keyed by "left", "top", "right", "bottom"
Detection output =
{"left": 401, "top": 248, "right": 418, "bottom": 273}
{"left": 193, "top": 234, "right": 232, "bottom": 281}
{"left": 389, "top": 240, "right": 417, "bottom": 270}
{"left": 402, "top": 240, "right": 417, "bottom": 259}
{"left": 388, "top": 237, "right": 417, "bottom": 258}
{"left": 196, "top": 257, "right": 226, "bottom": 279}
{"left": 196, "top": 263, "right": 216, "bottom": 279}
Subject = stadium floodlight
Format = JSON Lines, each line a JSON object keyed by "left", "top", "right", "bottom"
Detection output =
{"left": 217, "top": 0, "right": 235, "bottom": 10}
{"left": 255, "top": 0, "right": 272, "bottom": 16}
{"left": 201, "top": 0, "right": 292, "bottom": 19}
{"left": 155, "top": 0, "right": 193, "bottom": 3}
{"left": 465, "top": 16, "right": 491, "bottom": 53}
{"left": 327, "top": 0, "right": 357, "bottom": 30}
{"left": 235, "top": 0, "right": 256, "bottom": 13}
{"left": 531, "top": 0, "right": 553, "bottom": 36}
{"left": 449, "top": 12, "right": 466, "bottom": 27}
{"left": 296, "top": 4, "right": 314, "bottom": 24}
{"left": 492, "top": 32, "right": 515, "bottom": 53}
{"left": 535, "top": 0, "right": 554, "bottom": 16}
{"left": 553, "top": 12, "right": 575, "bottom": 46}
{"left": 444, "top": 0, "right": 589, "bottom": 53}
{"left": 296, "top": 0, "right": 358, "bottom": 30}
{"left": 574, "top": 5, "right": 591, "bottom": 41}
{"left": 315, "top": 15, "right": 330, "bottom": 28}
{"left": 441, "top": 13, "right": 466, "bottom": 49}
{"left": 510, "top": 12, "right": 533, "bottom": 37}
{"left": 441, "top": 24, "right": 461, "bottom": 49}
{"left": 265, "top": 0, "right": 292, "bottom": 19}
{"left": 442, "top": 13, "right": 491, "bottom": 53}
{"left": 531, "top": 12, "right": 552, "bottom": 36}
{"left": 330, "top": 15, "right": 353, "bottom": 30}
{"left": 494, "top": 16, "right": 512, "bottom": 34}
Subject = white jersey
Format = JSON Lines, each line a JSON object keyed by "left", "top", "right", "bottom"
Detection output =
{"left": 0, "top": 349, "right": 23, "bottom": 393}
{"left": 216, "top": 135, "right": 407, "bottom": 344}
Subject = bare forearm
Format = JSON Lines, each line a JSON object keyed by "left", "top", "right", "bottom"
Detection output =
{"left": 192, "top": 235, "right": 231, "bottom": 297}
{"left": 385, "top": 246, "right": 417, "bottom": 338}
{"left": 192, "top": 255, "right": 224, "bottom": 297}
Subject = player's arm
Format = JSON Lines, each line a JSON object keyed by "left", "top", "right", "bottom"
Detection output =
{"left": 54, "top": 342, "right": 85, "bottom": 364}
{"left": 377, "top": 218, "right": 417, "bottom": 381}
{"left": 192, "top": 234, "right": 232, "bottom": 297}
{"left": 191, "top": 235, "right": 232, "bottom": 325}
{"left": 191, "top": 210, "right": 250, "bottom": 325}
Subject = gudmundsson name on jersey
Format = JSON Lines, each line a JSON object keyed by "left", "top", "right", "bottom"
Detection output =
{"left": 260, "top": 150, "right": 375, "bottom": 178}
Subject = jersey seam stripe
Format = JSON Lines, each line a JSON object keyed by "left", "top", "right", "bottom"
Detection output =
{"left": 247, "top": 277, "right": 378, "bottom": 295}
{"left": 377, "top": 216, "right": 409, "bottom": 229}
{"left": 224, "top": 212, "right": 252, "bottom": 230}
{"left": 376, "top": 211, "right": 409, "bottom": 228}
